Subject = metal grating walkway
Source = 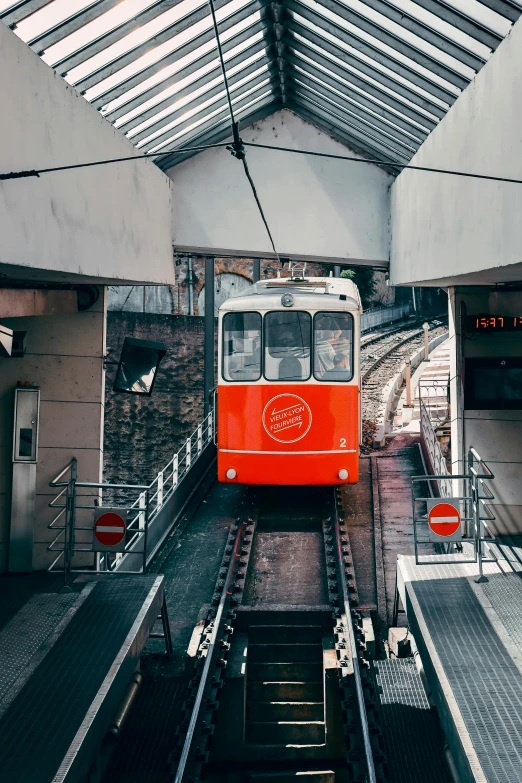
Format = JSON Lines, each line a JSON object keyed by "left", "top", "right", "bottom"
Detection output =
{"left": 0, "top": 576, "right": 164, "bottom": 783}
{"left": 413, "top": 575, "right": 522, "bottom": 783}
{"left": 374, "top": 657, "right": 451, "bottom": 783}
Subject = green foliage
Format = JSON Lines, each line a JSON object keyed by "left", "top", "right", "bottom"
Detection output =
{"left": 341, "top": 267, "right": 376, "bottom": 307}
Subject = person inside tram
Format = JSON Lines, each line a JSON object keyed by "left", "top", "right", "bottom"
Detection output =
{"left": 321, "top": 352, "right": 351, "bottom": 381}
{"left": 315, "top": 329, "right": 336, "bottom": 375}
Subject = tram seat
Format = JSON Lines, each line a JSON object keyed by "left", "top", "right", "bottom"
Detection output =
{"left": 0, "top": 575, "right": 166, "bottom": 783}
{"left": 278, "top": 356, "right": 303, "bottom": 380}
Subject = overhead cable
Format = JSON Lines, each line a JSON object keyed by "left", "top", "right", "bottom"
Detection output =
{"left": 2, "top": 140, "right": 522, "bottom": 186}
{"left": 0, "top": 142, "right": 230, "bottom": 181}
{"left": 207, "top": 0, "right": 281, "bottom": 262}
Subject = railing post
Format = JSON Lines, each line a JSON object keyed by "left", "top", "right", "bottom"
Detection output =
{"left": 143, "top": 488, "right": 150, "bottom": 573}
{"left": 186, "top": 438, "right": 191, "bottom": 470}
{"left": 139, "top": 492, "right": 146, "bottom": 531}
{"left": 173, "top": 453, "right": 179, "bottom": 487}
{"left": 405, "top": 357, "right": 412, "bottom": 407}
{"left": 208, "top": 411, "right": 213, "bottom": 444}
{"left": 157, "top": 470, "right": 164, "bottom": 509}
{"left": 197, "top": 424, "right": 203, "bottom": 454}
{"left": 469, "top": 450, "right": 488, "bottom": 583}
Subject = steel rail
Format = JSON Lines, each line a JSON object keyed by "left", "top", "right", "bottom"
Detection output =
{"left": 332, "top": 493, "right": 377, "bottom": 783}
{"left": 361, "top": 317, "right": 447, "bottom": 383}
{"left": 174, "top": 518, "right": 245, "bottom": 783}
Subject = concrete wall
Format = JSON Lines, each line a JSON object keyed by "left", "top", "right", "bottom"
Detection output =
{"left": 449, "top": 288, "right": 522, "bottom": 535}
{"left": 169, "top": 110, "right": 392, "bottom": 265}
{"left": 0, "top": 21, "right": 173, "bottom": 285}
{"left": 0, "top": 289, "right": 106, "bottom": 572}
{"left": 390, "top": 19, "right": 522, "bottom": 287}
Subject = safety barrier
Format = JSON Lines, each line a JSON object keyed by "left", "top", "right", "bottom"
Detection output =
{"left": 48, "top": 411, "right": 216, "bottom": 582}
{"left": 361, "top": 302, "right": 411, "bottom": 333}
{"left": 419, "top": 399, "right": 452, "bottom": 498}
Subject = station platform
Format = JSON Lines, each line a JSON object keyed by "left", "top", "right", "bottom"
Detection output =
{"left": 397, "top": 555, "right": 522, "bottom": 783}
{"left": 0, "top": 574, "right": 165, "bottom": 783}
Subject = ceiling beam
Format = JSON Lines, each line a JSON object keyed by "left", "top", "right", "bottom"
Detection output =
{"left": 297, "top": 0, "right": 469, "bottom": 88}
{"left": 0, "top": 0, "right": 52, "bottom": 27}
{"left": 344, "top": 0, "right": 486, "bottom": 70}
{"left": 284, "top": 22, "right": 445, "bottom": 120}
{"left": 131, "top": 65, "right": 276, "bottom": 146}
{"left": 28, "top": 0, "right": 122, "bottom": 52}
{"left": 117, "top": 45, "right": 270, "bottom": 134}
{"left": 286, "top": 1, "right": 457, "bottom": 104}
{"left": 285, "top": 43, "right": 436, "bottom": 131}
{"left": 409, "top": 0, "right": 503, "bottom": 49}
{"left": 288, "top": 87, "right": 412, "bottom": 159}
{"left": 157, "top": 97, "right": 281, "bottom": 169}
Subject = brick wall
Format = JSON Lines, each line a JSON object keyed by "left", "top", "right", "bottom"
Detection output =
{"left": 104, "top": 313, "right": 207, "bottom": 487}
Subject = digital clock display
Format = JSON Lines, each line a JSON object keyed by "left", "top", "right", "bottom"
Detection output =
{"left": 466, "top": 314, "right": 522, "bottom": 331}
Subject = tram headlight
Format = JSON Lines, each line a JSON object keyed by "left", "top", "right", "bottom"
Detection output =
{"left": 338, "top": 469, "right": 349, "bottom": 481}
{"left": 226, "top": 468, "right": 237, "bottom": 480}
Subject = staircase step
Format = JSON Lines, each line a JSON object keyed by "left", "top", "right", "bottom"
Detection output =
{"left": 247, "top": 701, "right": 324, "bottom": 722}
{"left": 246, "top": 720, "right": 326, "bottom": 745}
{"left": 248, "top": 681, "right": 324, "bottom": 703}
{"left": 247, "top": 771, "right": 335, "bottom": 782}
{"left": 249, "top": 662, "right": 323, "bottom": 682}
{"left": 249, "top": 644, "right": 322, "bottom": 663}
{"left": 249, "top": 625, "right": 323, "bottom": 644}
{"left": 242, "top": 744, "right": 329, "bottom": 762}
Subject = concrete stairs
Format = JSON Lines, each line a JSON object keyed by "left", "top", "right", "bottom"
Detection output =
{"left": 246, "top": 624, "right": 326, "bottom": 759}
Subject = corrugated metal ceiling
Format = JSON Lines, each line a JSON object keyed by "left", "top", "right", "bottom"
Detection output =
{"left": 1, "top": 0, "right": 520, "bottom": 170}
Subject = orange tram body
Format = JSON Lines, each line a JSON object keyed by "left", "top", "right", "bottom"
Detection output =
{"left": 217, "top": 275, "right": 362, "bottom": 486}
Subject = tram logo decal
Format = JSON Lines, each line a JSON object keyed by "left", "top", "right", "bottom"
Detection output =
{"left": 262, "top": 394, "right": 312, "bottom": 443}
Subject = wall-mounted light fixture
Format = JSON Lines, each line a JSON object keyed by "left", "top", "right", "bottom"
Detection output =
{"left": 0, "top": 325, "right": 13, "bottom": 357}
{"left": 112, "top": 337, "right": 167, "bottom": 396}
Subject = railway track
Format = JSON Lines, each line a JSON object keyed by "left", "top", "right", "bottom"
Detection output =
{"left": 170, "top": 487, "right": 386, "bottom": 783}
{"left": 361, "top": 316, "right": 448, "bottom": 450}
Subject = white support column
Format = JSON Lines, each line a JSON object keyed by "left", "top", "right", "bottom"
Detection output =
{"left": 173, "top": 454, "right": 179, "bottom": 487}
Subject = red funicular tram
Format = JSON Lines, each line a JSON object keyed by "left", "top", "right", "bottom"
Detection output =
{"left": 217, "top": 272, "right": 362, "bottom": 485}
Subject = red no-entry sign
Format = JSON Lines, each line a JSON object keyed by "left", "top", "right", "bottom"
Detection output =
{"left": 93, "top": 509, "right": 127, "bottom": 552}
{"left": 427, "top": 501, "right": 462, "bottom": 541}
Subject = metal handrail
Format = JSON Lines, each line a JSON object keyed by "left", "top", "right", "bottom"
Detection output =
{"left": 332, "top": 496, "right": 376, "bottom": 783}
{"left": 47, "top": 412, "right": 216, "bottom": 577}
{"left": 174, "top": 519, "right": 245, "bottom": 782}
{"left": 419, "top": 399, "right": 452, "bottom": 498}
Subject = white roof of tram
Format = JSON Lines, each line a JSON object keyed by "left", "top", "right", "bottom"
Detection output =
{"left": 1, "top": 0, "right": 520, "bottom": 172}
{"left": 219, "top": 275, "right": 362, "bottom": 312}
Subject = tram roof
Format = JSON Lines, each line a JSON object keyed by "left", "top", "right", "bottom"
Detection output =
{"left": 2, "top": 0, "right": 519, "bottom": 172}
{"left": 219, "top": 275, "right": 362, "bottom": 312}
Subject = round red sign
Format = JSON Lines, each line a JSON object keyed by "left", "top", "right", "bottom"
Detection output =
{"left": 428, "top": 502, "right": 461, "bottom": 538}
{"left": 262, "top": 394, "right": 312, "bottom": 443}
{"left": 94, "top": 512, "right": 126, "bottom": 547}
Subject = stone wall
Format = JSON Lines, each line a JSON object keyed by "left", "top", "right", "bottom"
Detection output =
{"left": 104, "top": 313, "right": 206, "bottom": 488}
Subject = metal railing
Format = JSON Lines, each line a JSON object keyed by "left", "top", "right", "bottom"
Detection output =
{"left": 412, "top": 447, "right": 499, "bottom": 581}
{"left": 361, "top": 302, "right": 411, "bottom": 333}
{"left": 48, "top": 411, "right": 215, "bottom": 582}
{"left": 418, "top": 374, "right": 450, "bottom": 426}
{"left": 419, "top": 399, "right": 452, "bottom": 498}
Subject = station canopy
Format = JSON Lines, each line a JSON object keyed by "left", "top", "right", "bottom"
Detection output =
{"left": 2, "top": 0, "right": 520, "bottom": 170}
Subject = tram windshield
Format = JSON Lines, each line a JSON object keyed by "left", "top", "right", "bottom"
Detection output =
{"left": 222, "top": 312, "right": 262, "bottom": 381}
{"left": 314, "top": 312, "right": 354, "bottom": 381}
{"left": 264, "top": 312, "right": 312, "bottom": 381}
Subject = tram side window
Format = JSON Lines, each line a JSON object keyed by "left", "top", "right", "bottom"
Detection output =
{"left": 314, "top": 312, "right": 354, "bottom": 381}
{"left": 264, "top": 311, "right": 312, "bottom": 381}
{"left": 223, "top": 312, "right": 262, "bottom": 381}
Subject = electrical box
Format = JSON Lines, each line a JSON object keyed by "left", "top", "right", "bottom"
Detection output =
{"left": 9, "top": 387, "right": 40, "bottom": 571}
{"left": 13, "top": 387, "right": 40, "bottom": 462}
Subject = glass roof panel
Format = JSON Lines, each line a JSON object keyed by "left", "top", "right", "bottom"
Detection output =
{"left": 2, "top": 0, "right": 519, "bottom": 166}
